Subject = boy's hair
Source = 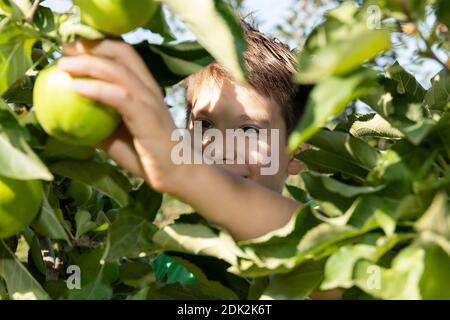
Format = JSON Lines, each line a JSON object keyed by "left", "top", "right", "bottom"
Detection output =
{"left": 182, "top": 19, "right": 313, "bottom": 135}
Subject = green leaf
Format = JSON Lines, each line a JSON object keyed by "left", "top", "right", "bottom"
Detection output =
{"left": 44, "top": 280, "right": 68, "bottom": 300}
{"left": 299, "top": 149, "right": 369, "bottom": 183}
{"left": 285, "top": 184, "right": 309, "bottom": 203}
{"left": 58, "top": 10, "right": 104, "bottom": 42}
{"left": 347, "top": 195, "right": 399, "bottom": 236}
{"left": 119, "top": 261, "right": 155, "bottom": 289}
{"left": 160, "top": 0, "right": 246, "bottom": 82}
{"left": 296, "top": 29, "right": 390, "bottom": 83}
{"left": 425, "top": 69, "right": 450, "bottom": 111}
{"left": 321, "top": 244, "right": 376, "bottom": 290}
{"left": 41, "top": 137, "right": 95, "bottom": 161}
{"left": 348, "top": 113, "right": 404, "bottom": 139}
{"left": 75, "top": 210, "right": 97, "bottom": 239}
{"left": 361, "top": 68, "right": 434, "bottom": 145}
{"left": 27, "top": 234, "right": 46, "bottom": 275}
{"left": 386, "top": 62, "right": 426, "bottom": 102}
{"left": 307, "top": 129, "right": 380, "bottom": 170}
{"left": 435, "top": 0, "right": 450, "bottom": 26}
{"left": 171, "top": 256, "right": 239, "bottom": 299}
{"left": 107, "top": 206, "right": 156, "bottom": 262}
{"left": 232, "top": 206, "right": 321, "bottom": 277}
{"left": 31, "top": 185, "right": 70, "bottom": 243}
{"left": 289, "top": 68, "right": 378, "bottom": 151}
{"left": 134, "top": 40, "right": 213, "bottom": 87}
{"left": 130, "top": 183, "right": 163, "bottom": 218}
{"left": 430, "top": 111, "right": 450, "bottom": 157}
{"left": 68, "top": 281, "right": 112, "bottom": 300}
{"left": 165, "top": 252, "right": 250, "bottom": 299}
{"left": 148, "top": 41, "right": 214, "bottom": 76}
{"left": 368, "top": 140, "right": 435, "bottom": 184}
{"left": 144, "top": 3, "right": 176, "bottom": 42}
{"left": 261, "top": 259, "right": 325, "bottom": 300}
{"left": 32, "top": 5, "right": 56, "bottom": 33}
{"left": 416, "top": 191, "right": 450, "bottom": 243}
{"left": 353, "top": 246, "right": 425, "bottom": 300}
{"left": 0, "top": 20, "right": 37, "bottom": 96}
{"left": 419, "top": 244, "right": 450, "bottom": 299}
{"left": 380, "top": 0, "right": 428, "bottom": 20}
{"left": 0, "top": 277, "right": 8, "bottom": 300}
{"left": 0, "top": 0, "right": 31, "bottom": 20}
{"left": 295, "top": 3, "right": 390, "bottom": 84}
{"left": 247, "top": 277, "right": 269, "bottom": 300}
{"left": 0, "top": 240, "right": 49, "bottom": 300}
{"left": 153, "top": 223, "right": 243, "bottom": 267}
{"left": 300, "top": 172, "right": 356, "bottom": 217}
{"left": 152, "top": 254, "right": 196, "bottom": 285}
{"left": 144, "top": 282, "right": 226, "bottom": 300}
{"left": 106, "top": 184, "right": 162, "bottom": 261}
{"left": 0, "top": 99, "right": 53, "bottom": 180}
{"left": 2, "top": 75, "right": 34, "bottom": 104}
{"left": 75, "top": 248, "right": 119, "bottom": 285}
{"left": 313, "top": 174, "right": 385, "bottom": 198}
{"left": 297, "top": 223, "right": 365, "bottom": 258}
{"left": 49, "top": 159, "right": 131, "bottom": 207}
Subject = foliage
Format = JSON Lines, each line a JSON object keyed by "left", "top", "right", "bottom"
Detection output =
{"left": 0, "top": 0, "right": 449, "bottom": 300}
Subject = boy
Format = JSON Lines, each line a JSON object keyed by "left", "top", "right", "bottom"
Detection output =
{"left": 58, "top": 21, "right": 312, "bottom": 241}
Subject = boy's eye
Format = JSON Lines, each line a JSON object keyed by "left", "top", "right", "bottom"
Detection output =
{"left": 198, "top": 119, "right": 214, "bottom": 130}
{"left": 241, "top": 126, "right": 260, "bottom": 133}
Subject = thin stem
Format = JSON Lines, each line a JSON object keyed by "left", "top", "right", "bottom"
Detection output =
{"left": 432, "top": 162, "right": 446, "bottom": 176}
{"left": 26, "top": 0, "right": 41, "bottom": 22}
{"left": 417, "top": 25, "right": 449, "bottom": 71}
{"left": 396, "top": 3, "right": 449, "bottom": 71}
{"left": 437, "top": 154, "right": 449, "bottom": 172}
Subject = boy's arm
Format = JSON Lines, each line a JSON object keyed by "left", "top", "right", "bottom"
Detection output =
{"left": 171, "top": 163, "right": 301, "bottom": 240}
{"left": 60, "top": 39, "right": 301, "bottom": 241}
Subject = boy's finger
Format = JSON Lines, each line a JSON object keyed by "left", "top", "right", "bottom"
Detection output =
{"left": 70, "top": 78, "right": 174, "bottom": 148}
{"left": 62, "top": 39, "right": 101, "bottom": 56}
{"left": 70, "top": 79, "right": 162, "bottom": 125}
{"left": 63, "top": 39, "right": 159, "bottom": 95}
{"left": 58, "top": 55, "right": 146, "bottom": 94}
{"left": 70, "top": 79, "right": 131, "bottom": 113}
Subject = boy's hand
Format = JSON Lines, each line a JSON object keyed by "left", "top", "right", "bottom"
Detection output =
{"left": 59, "top": 39, "right": 302, "bottom": 241}
{"left": 59, "top": 39, "right": 179, "bottom": 193}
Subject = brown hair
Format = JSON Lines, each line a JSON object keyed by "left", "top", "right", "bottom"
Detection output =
{"left": 182, "top": 19, "right": 313, "bottom": 135}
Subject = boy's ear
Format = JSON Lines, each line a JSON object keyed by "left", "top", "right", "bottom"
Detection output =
{"left": 287, "top": 143, "right": 311, "bottom": 175}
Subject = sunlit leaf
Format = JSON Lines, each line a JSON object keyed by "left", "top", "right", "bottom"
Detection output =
{"left": 160, "top": 0, "right": 246, "bottom": 82}
{"left": 0, "top": 240, "right": 49, "bottom": 300}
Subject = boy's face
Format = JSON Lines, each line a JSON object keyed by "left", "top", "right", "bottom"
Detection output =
{"left": 187, "top": 79, "right": 305, "bottom": 193}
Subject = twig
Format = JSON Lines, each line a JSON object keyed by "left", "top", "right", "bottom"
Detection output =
{"left": 396, "top": 1, "right": 449, "bottom": 71}
{"left": 417, "top": 25, "right": 449, "bottom": 71}
{"left": 26, "top": 0, "right": 41, "bottom": 22}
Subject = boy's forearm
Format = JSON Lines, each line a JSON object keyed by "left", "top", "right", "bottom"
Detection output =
{"left": 169, "top": 163, "right": 302, "bottom": 241}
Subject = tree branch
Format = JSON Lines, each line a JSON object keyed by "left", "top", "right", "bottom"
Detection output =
{"left": 26, "top": 0, "right": 41, "bottom": 23}
{"left": 417, "top": 27, "right": 449, "bottom": 72}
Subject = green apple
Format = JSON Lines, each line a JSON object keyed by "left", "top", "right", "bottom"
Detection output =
{"left": 34, "top": 65, "right": 121, "bottom": 146}
{"left": 0, "top": 176, "right": 43, "bottom": 239}
{"left": 73, "top": 0, "right": 158, "bottom": 36}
